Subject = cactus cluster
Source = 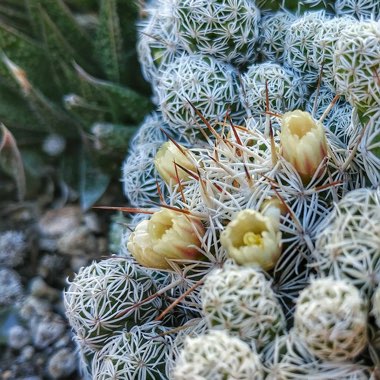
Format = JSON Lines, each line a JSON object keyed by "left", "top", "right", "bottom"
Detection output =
{"left": 64, "top": 0, "right": 380, "bottom": 379}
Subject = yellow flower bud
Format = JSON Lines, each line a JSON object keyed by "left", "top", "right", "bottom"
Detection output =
{"left": 155, "top": 141, "right": 196, "bottom": 185}
{"left": 220, "top": 209, "right": 282, "bottom": 271}
{"left": 280, "top": 110, "right": 327, "bottom": 180}
{"left": 260, "top": 198, "right": 288, "bottom": 230}
{"left": 127, "top": 209, "right": 205, "bottom": 269}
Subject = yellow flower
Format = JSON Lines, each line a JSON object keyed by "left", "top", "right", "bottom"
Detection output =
{"left": 127, "top": 208, "right": 205, "bottom": 269}
{"left": 280, "top": 110, "right": 327, "bottom": 180}
{"left": 220, "top": 209, "right": 282, "bottom": 271}
{"left": 155, "top": 141, "right": 196, "bottom": 185}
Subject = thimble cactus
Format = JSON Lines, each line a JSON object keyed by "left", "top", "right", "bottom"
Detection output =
{"left": 355, "top": 109, "right": 380, "bottom": 187}
{"left": 335, "top": 0, "right": 380, "bottom": 20}
{"left": 314, "top": 188, "right": 380, "bottom": 294}
{"left": 240, "top": 63, "right": 308, "bottom": 118}
{"left": 201, "top": 261, "right": 285, "bottom": 350}
{"left": 137, "top": 2, "right": 183, "bottom": 85}
{"left": 64, "top": 257, "right": 161, "bottom": 351}
{"left": 294, "top": 277, "right": 368, "bottom": 362}
{"left": 58, "top": 2, "right": 380, "bottom": 377}
{"left": 157, "top": 53, "right": 243, "bottom": 136}
{"left": 92, "top": 324, "right": 173, "bottom": 380}
{"left": 127, "top": 208, "right": 205, "bottom": 269}
{"left": 333, "top": 20, "right": 380, "bottom": 114}
{"left": 285, "top": 11, "right": 330, "bottom": 86}
{"left": 172, "top": 329, "right": 264, "bottom": 380}
{"left": 312, "top": 16, "right": 357, "bottom": 92}
{"left": 258, "top": 11, "right": 296, "bottom": 63}
{"left": 172, "top": 0, "right": 260, "bottom": 66}
{"left": 263, "top": 332, "right": 371, "bottom": 379}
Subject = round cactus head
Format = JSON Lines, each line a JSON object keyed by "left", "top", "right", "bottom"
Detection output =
{"left": 294, "top": 277, "right": 368, "bottom": 361}
{"left": 64, "top": 257, "right": 161, "bottom": 351}
{"left": 172, "top": 0, "right": 260, "bottom": 66}
{"left": 201, "top": 261, "right": 286, "bottom": 350}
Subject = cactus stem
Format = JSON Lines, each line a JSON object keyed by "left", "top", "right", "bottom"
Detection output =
{"left": 154, "top": 277, "right": 204, "bottom": 322}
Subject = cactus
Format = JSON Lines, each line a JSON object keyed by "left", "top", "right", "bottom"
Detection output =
{"left": 333, "top": 20, "right": 380, "bottom": 117}
{"left": 314, "top": 188, "right": 380, "bottom": 295}
{"left": 294, "top": 277, "right": 368, "bottom": 362}
{"left": 258, "top": 11, "right": 296, "bottom": 64}
{"left": 157, "top": 53, "right": 244, "bottom": 137}
{"left": 92, "top": 324, "right": 173, "bottom": 379}
{"left": 58, "top": 2, "right": 380, "bottom": 378}
{"left": 172, "top": 0, "right": 260, "bottom": 66}
{"left": 172, "top": 330, "right": 264, "bottom": 380}
{"left": 201, "top": 261, "right": 285, "bottom": 350}
{"left": 334, "top": 0, "right": 380, "bottom": 19}
{"left": 284, "top": 11, "right": 330, "bottom": 86}
{"left": 240, "top": 62, "right": 308, "bottom": 118}
{"left": 64, "top": 257, "right": 162, "bottom": 352}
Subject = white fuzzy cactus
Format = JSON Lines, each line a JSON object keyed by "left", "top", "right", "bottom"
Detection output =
{"left": 333, "top": 20, "right": 380, "bottom": 114}
{"left": 92, "top": 324, "right": 173, "bottom": 380}
{"left": 166, "top": 318, "right": 209, "bottom": 376}
{"left": 172, "top": 0, "right": 260, "bottom": 66}
{"left": 259, "top": 11, "right": 296, "bottom": 63}
{"left": 137, "top": 2, "right": 183, "bottom": 86}
{"left": 294, "top": 277, "right": 368, "bottom": 362}
{"left": 264, "top": 332, "right": 371, "bottom": 379}
{"left": 314, "top": 188, "right": 380, "bottom": 294}
{"left": 62, "top": 3, "right": 380, "bottom": 377}
{"left": 172, "top": 329, "right": 264, "bottom": 380}
{"left": 64, "top": 257, "right": 161, "bottom": 352}
{"left": 335, "top": 0, "right": 380, "bottom": 20}
{"left": 312, "top": 16, "right": 357, "bottom": 92}
{"left": 157, "top": 53, "right": 244, "bottom": 136}
{"left": 284, "top": 11, "right": 330, "bottom": 86}
{"left": 201, "top": 261, "right": 285, "bottom": 350}
{"left": 353, "top": 109, "right": 380, "bottom": 187}
{"left": 240, "top": 62, "right": 308, "bottom": 118}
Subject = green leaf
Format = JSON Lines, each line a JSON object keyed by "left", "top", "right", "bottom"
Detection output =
{"left": 2, "top": 54, "right": 80, "bottom": 137}
{"left": 73, "top": 63, "right": 152, "bottom": 124}
{"left": 0, "top": 86, "right": 41, "bottom": 131}
{"left": 95, "top": 0, "right": 124, "bottom": 83}
{"left": 79, "top": 148, "right": 111, "bottom": 210}
{"left": 0, "top": 23, "right": 48, "bottom": 91}
{"left": 90, "top": 122, "right": 138, "bottom": 155}
{"left": 26, "top": 0, "right": 91, "bottom": 57}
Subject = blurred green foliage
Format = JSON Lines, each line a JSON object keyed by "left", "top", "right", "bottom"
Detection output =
{"left": 0, "top": 0, "right": 151, "bottom": 208}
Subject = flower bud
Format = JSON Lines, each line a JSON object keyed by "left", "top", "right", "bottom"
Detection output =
{"left": 154, "top": 141, "right": 196, "bottom": 185}
{"left": 127, "top": 209, "right": 205, "bottom": 269}
{"left": 220, "top": 209, "right": 282, "bottom": 271}
{"left": 260, "top": 197, "right": 288, "bottom": 230}
{"left": 280, "top": 110, "right": 327, "bottom": 180}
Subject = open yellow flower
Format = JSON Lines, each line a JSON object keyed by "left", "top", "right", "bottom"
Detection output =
{"left": 281, "top": 110, "right": 327, "bottom": 181}
{"left": 155, "top": 141, "right": 196, "bottom": 185}
{"left": 127, "top": 208, "right": 205, "bottom": 269}
{"left": 220, "top": 209, "right": 282, "bottom": 271}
